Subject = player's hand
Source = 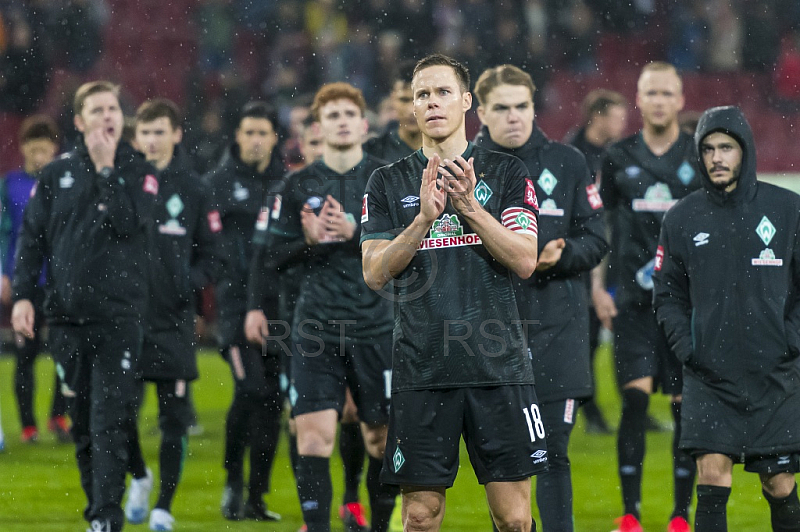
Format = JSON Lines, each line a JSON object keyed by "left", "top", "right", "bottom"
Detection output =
{"left": 244, "top": 309, "right": 269, "bottom": 345}
{"left": 300, "top": 201, "right": 325, "bottom": 245}
{"left": 536, "top": 238, "right": 566, "bottom": 271}
{"left": 592, "top": 288, "right": 617, "bottom": 331}
{"left": 319, "top": 195, "right": 355, "bottom": 241}
{"left": 439, "top": 156, "right": 478, "bottom": 215}
{"left": 418, "top": 153, "right": 447, "bottom": 224}
{"left": 11, "top": 299, "right": 35, "bottom": 339}
{"left": 85, "top": 128, "right": 117, "bottom": 172}
{"left": 1, "top": 275, "right": 11, "bottom": 306}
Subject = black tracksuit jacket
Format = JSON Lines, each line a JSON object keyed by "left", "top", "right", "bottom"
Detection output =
{"left": 653, "top": 106, "right": 800, "bottom": 457}
{"left": 13, "top": 139, "right": 155, "bottom": 323}
{"left": 141, "top": 147, "right": 223, "bottom": 381}
{"left": 475, "top": 125, "right": 609, "bottom": 402}
{"left": 204, "top": 144, "right": 286, "bottom": 347}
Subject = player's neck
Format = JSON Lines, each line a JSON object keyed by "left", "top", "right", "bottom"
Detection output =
{"left": 323, "top": 144, "right": 363, "bottom": 174}
{"left": 641, "top": 122, "right": 680, "bottom": 157}
{"left": 152, "top": 154, "right": 173, "bottom": 171}
{"left": 398, "top": 127, "right": 422, "bottom": 150}
{"left": 422, "top": 132, "right": 468, "bottom": 162}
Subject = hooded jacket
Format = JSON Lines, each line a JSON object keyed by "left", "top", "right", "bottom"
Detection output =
{"left": 204, "top": 143, "right": 286, "bottom": 346}
{"left": 653, "top": 106, "right": 800, "bottom": 457}
{"left": 475, "top": 124, "right": 608, "bottom": 401}
{"left": 141, "top": 146, "right": 223, "bottom": 380}
{"left": 13, "top": 138, "right": 156, "bottom": 323}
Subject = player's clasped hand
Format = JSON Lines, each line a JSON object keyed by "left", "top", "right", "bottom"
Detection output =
{"left": 419, "top": 153, "right": 447, "bottom": 223}
{"left": 301, "top": 195, "right": 356, "bottom": 245}
{"left": 439, "top": 156, "right": 478, "bottom": 214}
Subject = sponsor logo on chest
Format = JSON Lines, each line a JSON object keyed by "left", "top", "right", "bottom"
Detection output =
{"left": 632, "top": 183, "right": 677, "bottom": 212}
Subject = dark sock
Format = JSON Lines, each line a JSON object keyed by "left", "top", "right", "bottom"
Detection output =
{"left": 296, "top": 455, "right": 332, "bottom": 532}
{"left": 618, "top": 388, "right": 649, "bottom": 519}
{"left": 289, "top": 432, "right": 299, "bottom": 477}
{"left": 671, "top": 401, "right": 696, "bottom": 520}
{"left": 366, "top": 456, "right": 398, "bottom": 532}
{"left": 763, "top": 483, "right": 800, "bottom": 532}
{"left": 248, "top": 400, "right": 281, "bottom": 502}
{"left": 340, "top": 422, "right": 365, "bottom": 505}
{"left": 127, "top": 418, "right": 148, "bottom": 479}
{"left": 155, "top": 433, "right": 186, "bottom": 512}
{"left": 695, "top": 484, "right": 730, "bottom": 532}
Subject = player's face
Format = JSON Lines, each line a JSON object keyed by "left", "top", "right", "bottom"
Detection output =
{"left": 477, "top": 84, "right": 535, "bottom": 149}
{"left": 701, "top": 131, "right": 742, "bottom": 192}
{"left": 21, "top": 138, "right": 57, "bottom": 174}
{"left": 392, "top": 81, "right": 418, "bottom": 133}
{"left": 636, "top": 70, "right": 684, "bottom": 131}
{"left": 135, "top": 117, "right": 181, "bottom": 170}
{"left": 412, "top": 65, "right": 471, "bottom": 142}
{"left": 74, "top": 91, "right": 124, "bottom": 142}
{"left": 599, "top": 104, "right": 628, "bottom": 143}
{"left": 300, "top": 121, "right": 324, "bottom": 163}
{"left": 236, "top": 117, "right": 278, "bottom": 166}
{"left": 318, "top": 98, "right": 367, "bottom": 150}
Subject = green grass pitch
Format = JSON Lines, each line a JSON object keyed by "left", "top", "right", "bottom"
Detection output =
{"left": 0, "top": 345, "right": 777, "bottom": 530}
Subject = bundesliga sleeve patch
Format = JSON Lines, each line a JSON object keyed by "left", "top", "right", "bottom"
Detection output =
{"left": 271, "top": 194, "right": 282, "bottom": 220}
{"left": 207, "top": 210, "right": 222, "bottom": 233}
{"left": 525, "top": 179, "right": 539, "bottom": 210}
{"left": 654, "top": 245, "right": 664, "bottom": 271}
{"left": 255, "top": 207, "right": 269, "bottom": 231}
{"left": 361, "top": 193, "right": 369, "bottom": 223}
{"left": 502, "top": 207, "right": 538, "bottom": 237}
{"left": 143, "top": 174, "right": 159, "bottom": 195}
{"left": 586, "top": 183, "right": 603, "bottom": 210}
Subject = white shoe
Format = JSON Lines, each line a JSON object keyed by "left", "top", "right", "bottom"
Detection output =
{"left": 149, "top": 508, "right": 175, "bottom": 531}
{"left": 125, "top": 468, "right": 153, "bottom": 524}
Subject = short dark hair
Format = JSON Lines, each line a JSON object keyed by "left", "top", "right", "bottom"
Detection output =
{"left": 310, "top": 82, "right": 367, "bottom": 121}
{"left": 581, "top": 89, "right": 627, "bottom": 125}
{"left": 19, "top": 114, "right": 59, "bottom": 144}
{"left": 238, "top": 101, "right": 278, "bottom": 129}
{"left": 74, "top": 80, "right": 120, "bottom": 115}
{"left": 135, "top": 98, "right": 182, "bottom": 130}
{"left": 474, "top": 65, "right": 536, "bottom": 106}
{"left": 413, "top": 54, "right": 470, "bottom": 93}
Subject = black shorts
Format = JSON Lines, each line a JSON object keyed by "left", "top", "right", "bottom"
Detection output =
{"left": 613, "top": 305, "right": 682, "bottom": 394}
{"left": 692, "top": 451, "right": 800, "bottom": 475}
{"left": 289, "top": 333, "right": 392, "bottom": 425}
{"left": 381, "top": 385, "right": 548, "bottom": 487}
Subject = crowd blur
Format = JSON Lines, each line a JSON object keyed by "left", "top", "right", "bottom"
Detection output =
{"left": 0, "top": 0, "right": 798, "bottom": 171}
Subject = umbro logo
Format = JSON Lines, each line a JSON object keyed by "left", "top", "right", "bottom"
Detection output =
{"left": 694, "top": 232, "right": 710, "bottom": 246}
{"left": 531, "top": 450, "right": 547, "bottom": 459}
{"left": 401, "top": 195, "right": 420, "bottom": 208}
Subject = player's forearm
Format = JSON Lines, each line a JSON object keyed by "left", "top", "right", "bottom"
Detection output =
{"left": 591, "top": 260, "right": 608, "bottom": 294}
{"left": 463, "top": 208, "right": 537, "bottom": 279}
{"left": 362, "top": 215, "right": 431, "bottom": 291}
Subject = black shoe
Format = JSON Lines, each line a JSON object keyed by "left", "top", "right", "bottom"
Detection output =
{"left": 221, "top": 484, "right": 244, "bottom": 520}
{"left": 243, "top": 499, "right": 281, "bottom": 521}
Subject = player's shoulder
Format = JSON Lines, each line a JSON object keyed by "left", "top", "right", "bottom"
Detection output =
{"left": 758, "top": 181, "right": 800, "bottom": 210}
{"left": 471, "top": 144, "right": 527, "bottom": 173}
{"left": 606, "top": 133, "right": 639, "bottom": 158}
{"left": 545, "top": 140, "right": 589, "bottom": 167}
{"left": 363, "top": 153, "right": 391, "bottom": 173}
{"left": 664, "top": 188, "right": 706, "bottom": 226}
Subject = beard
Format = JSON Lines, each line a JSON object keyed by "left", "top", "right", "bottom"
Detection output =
{"left": 710, "top": 163, "right": 741, "bottom": 191}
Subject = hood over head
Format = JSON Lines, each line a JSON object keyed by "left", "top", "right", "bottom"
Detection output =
{"left": 695, "top": 105, "right": 757, "bottom": 204}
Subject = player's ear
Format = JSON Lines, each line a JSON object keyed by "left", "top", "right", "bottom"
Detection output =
{"left": 174, "top": 126, "right": 183, "bottom": 144}
{"left": 462, "top": 91, "right": 472, "bottom": 112}
{"left": 74, "top": 114, "right": 85, "bottom": 133}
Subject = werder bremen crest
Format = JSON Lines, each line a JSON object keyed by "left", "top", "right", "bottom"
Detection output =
{"left": 756, "top": 216, "right": 776, "bottom": 246}
{"left": 474, "top": 180, "right": 493, "bottom": 206}
{"left": 538, "top": 169, "right": 557, "bottom": 195}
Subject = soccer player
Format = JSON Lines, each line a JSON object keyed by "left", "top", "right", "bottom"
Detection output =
{"left": 247, "top": 81, "right": 398, "bottom": 532}
{"left": 122, "top": 98, "right": 223, "bottom": 531}
{"left": 205, "top": 101, "right": 285, "bottom": 521}
{"left": 566, "top": 89, "right": 628, "bottom": 435}
{"left": 364, "top": 60, "right": 421, "bottom": 163}
{"left": 654, "top": 105, "right": 800, "bottom": 531}
{"left": 1, "top": 115, "right": 70, "bottom": 443}
{"left": 596, "top": 62, "right": 701, "bottom": 532}
{"left": 11, "top": 81, "right": 157, "bottom": 532}
{"left": 473, "top": 64, "right": 608, "bottom": 532}
{"left": 361, "top": 54, "right": 545, "bottom": 532}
